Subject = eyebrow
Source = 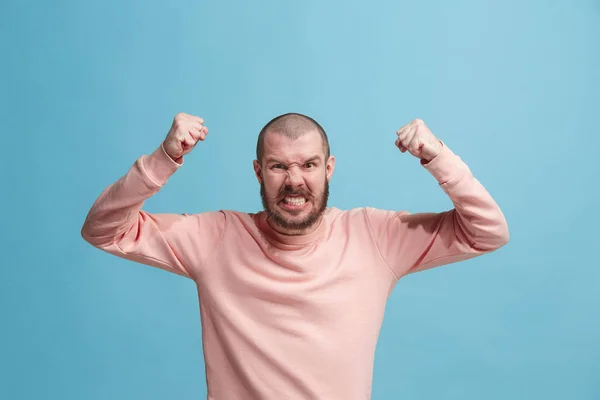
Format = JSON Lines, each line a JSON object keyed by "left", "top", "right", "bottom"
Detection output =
{"left": 266, "top": 156, "right": 322, "bottom": 165}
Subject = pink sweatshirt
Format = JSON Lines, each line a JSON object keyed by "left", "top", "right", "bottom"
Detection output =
{"left": 81, "top": 142, "right": 509, "bottom": 400}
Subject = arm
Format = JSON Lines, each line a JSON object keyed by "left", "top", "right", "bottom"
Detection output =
{"left": 81, "top": 113, "right": 224, "bottom": 281}
{"left": 366, "top": 120, "right": 509, "bottom": 279}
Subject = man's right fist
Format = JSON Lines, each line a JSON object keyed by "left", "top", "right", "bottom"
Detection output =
{"left": 163, "top": 112, "right": 208, "bottom": 162}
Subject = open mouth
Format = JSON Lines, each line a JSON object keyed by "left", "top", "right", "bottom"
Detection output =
{"left": 280, "top": 195, "right": 308, "bottom": 210}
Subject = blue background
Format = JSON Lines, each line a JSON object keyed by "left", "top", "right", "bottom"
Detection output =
{"left": 1, "top": 0, "right": 599, "bottom": 399}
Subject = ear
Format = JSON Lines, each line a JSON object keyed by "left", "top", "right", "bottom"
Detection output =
{"left": 253, "top": 159, "right": 263, "bottom": 184}
{"left": 325, "top": 155, "right": 335, "bottom": 182}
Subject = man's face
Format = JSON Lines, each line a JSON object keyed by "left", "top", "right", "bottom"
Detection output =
{"left": 254, "top": 129, "right": 335, "bottom": 235}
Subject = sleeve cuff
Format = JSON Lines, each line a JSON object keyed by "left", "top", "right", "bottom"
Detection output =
{"left": 421, "top": 141, "right": 470, "bottom": 185}
{"left": 141, "top": 143, "right": 183, "bottom": 186}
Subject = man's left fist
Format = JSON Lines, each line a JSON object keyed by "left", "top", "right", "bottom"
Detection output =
{"left": 395, "top": 119, "right": 443, "bottom": 162}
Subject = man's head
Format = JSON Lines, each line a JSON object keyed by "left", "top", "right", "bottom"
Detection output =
{"left": 253, "top": 113, "right": 335, "bottom": 235}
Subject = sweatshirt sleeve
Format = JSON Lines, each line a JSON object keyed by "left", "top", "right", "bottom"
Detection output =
{"left": 81, "top": 143, "right": 226, "bottom": 281}
{"left": 365, "top": 141, "right": 509, "bottom": 279}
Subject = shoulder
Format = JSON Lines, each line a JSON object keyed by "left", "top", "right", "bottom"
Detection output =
{"left": 180, "top": 209, "right": 254, "bottom": 228}
{"left": 189, "top": 209, "right": 251, "bottom": 219}
{"left": 325, "top": 206, "right": 409, "bottom": 219}
{"left": 326, "top": 206, "right": 411, "bottom": 228}
{"left": 324, "top": 206, "right": 382, "bottom": 225}
{"left": 214, "top": 209, "right": 265, "bottom": 232}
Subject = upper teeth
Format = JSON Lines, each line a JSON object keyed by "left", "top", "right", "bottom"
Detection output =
{"left": 285, "top": 197, "right": 306, "bottom": 205}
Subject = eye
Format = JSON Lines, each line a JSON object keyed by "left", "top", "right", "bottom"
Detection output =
{"left": 304, "top": 162, "right": 315, "bottom": 169}
{"left": 272, "top": 164, "right": 286, "bottom": 170}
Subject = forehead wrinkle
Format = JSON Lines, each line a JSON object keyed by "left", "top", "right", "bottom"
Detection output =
{"left": 266, "top": 155, "right": 322, "bottom": 165}
{"left": 262, "top": 131, "right": 325, "bottom": 165}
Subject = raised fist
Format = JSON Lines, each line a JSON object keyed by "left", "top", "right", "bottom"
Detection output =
{"left": 395, "top": 119, "right": 442, "bottom": 162}
{"left": 163, "top": 112, "right": 208, "bottom": 162}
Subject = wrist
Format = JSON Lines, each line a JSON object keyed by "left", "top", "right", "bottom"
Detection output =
{"left": 161, "top": 142, "right": 183, "bottom": 165}
{"left": 420, "top": 140, "right": 443, "bottom": 164}
{"left": 142, "top": 143, "right": 183, "bottom": 186}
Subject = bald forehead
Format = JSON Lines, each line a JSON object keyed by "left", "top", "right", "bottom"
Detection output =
{"left": 263, "top": 128, "right": 323, "bottom": 155}
{"left": 263, "top": 130, "right": 325, "bottom": 165}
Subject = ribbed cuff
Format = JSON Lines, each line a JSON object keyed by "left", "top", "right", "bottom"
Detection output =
{"left": 421, "top": 141, "right": 470, "bottom": 185}
{"left": 141, "top": 143, "right": 183, "bottom": 186}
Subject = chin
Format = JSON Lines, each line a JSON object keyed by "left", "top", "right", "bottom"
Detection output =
{"left": 260, "top": 181, "right": 329, "bottom": 231}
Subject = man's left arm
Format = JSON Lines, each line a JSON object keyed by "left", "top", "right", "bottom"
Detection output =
{"left": 366, "top": 119, "right": 509, "bottom": 278}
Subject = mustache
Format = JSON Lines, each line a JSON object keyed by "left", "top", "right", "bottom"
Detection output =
{"left": 279, "top": 186, "right": 310, "bottom": 198}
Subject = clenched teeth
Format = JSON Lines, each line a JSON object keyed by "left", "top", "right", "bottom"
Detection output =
{"left": 283, "top": 196, "right": 306, "bottom": 205}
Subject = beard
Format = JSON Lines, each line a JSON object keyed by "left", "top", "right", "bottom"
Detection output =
{"left": 260, "top": 179, "right": 329, "bottom": 233}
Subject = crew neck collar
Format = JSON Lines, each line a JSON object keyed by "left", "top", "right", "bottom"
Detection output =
{"left": 256, "top": 210, "right": 327, "bottom": 249}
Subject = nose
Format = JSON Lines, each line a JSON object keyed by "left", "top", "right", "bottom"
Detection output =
{"left": 285, "top": 165, "right": 304, "bottom": 188}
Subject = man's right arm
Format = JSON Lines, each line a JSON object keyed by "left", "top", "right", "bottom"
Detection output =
{"left": 81, "top": 113, "right": 224, "bottom": 281}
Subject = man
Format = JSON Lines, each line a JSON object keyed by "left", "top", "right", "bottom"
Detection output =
{"left": 81, "top": 112, "right": 509, "bottom": 399}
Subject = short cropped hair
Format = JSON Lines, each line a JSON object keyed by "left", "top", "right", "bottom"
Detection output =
{"left": 256, "top": 113, "right": 330, "bottom": 163}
